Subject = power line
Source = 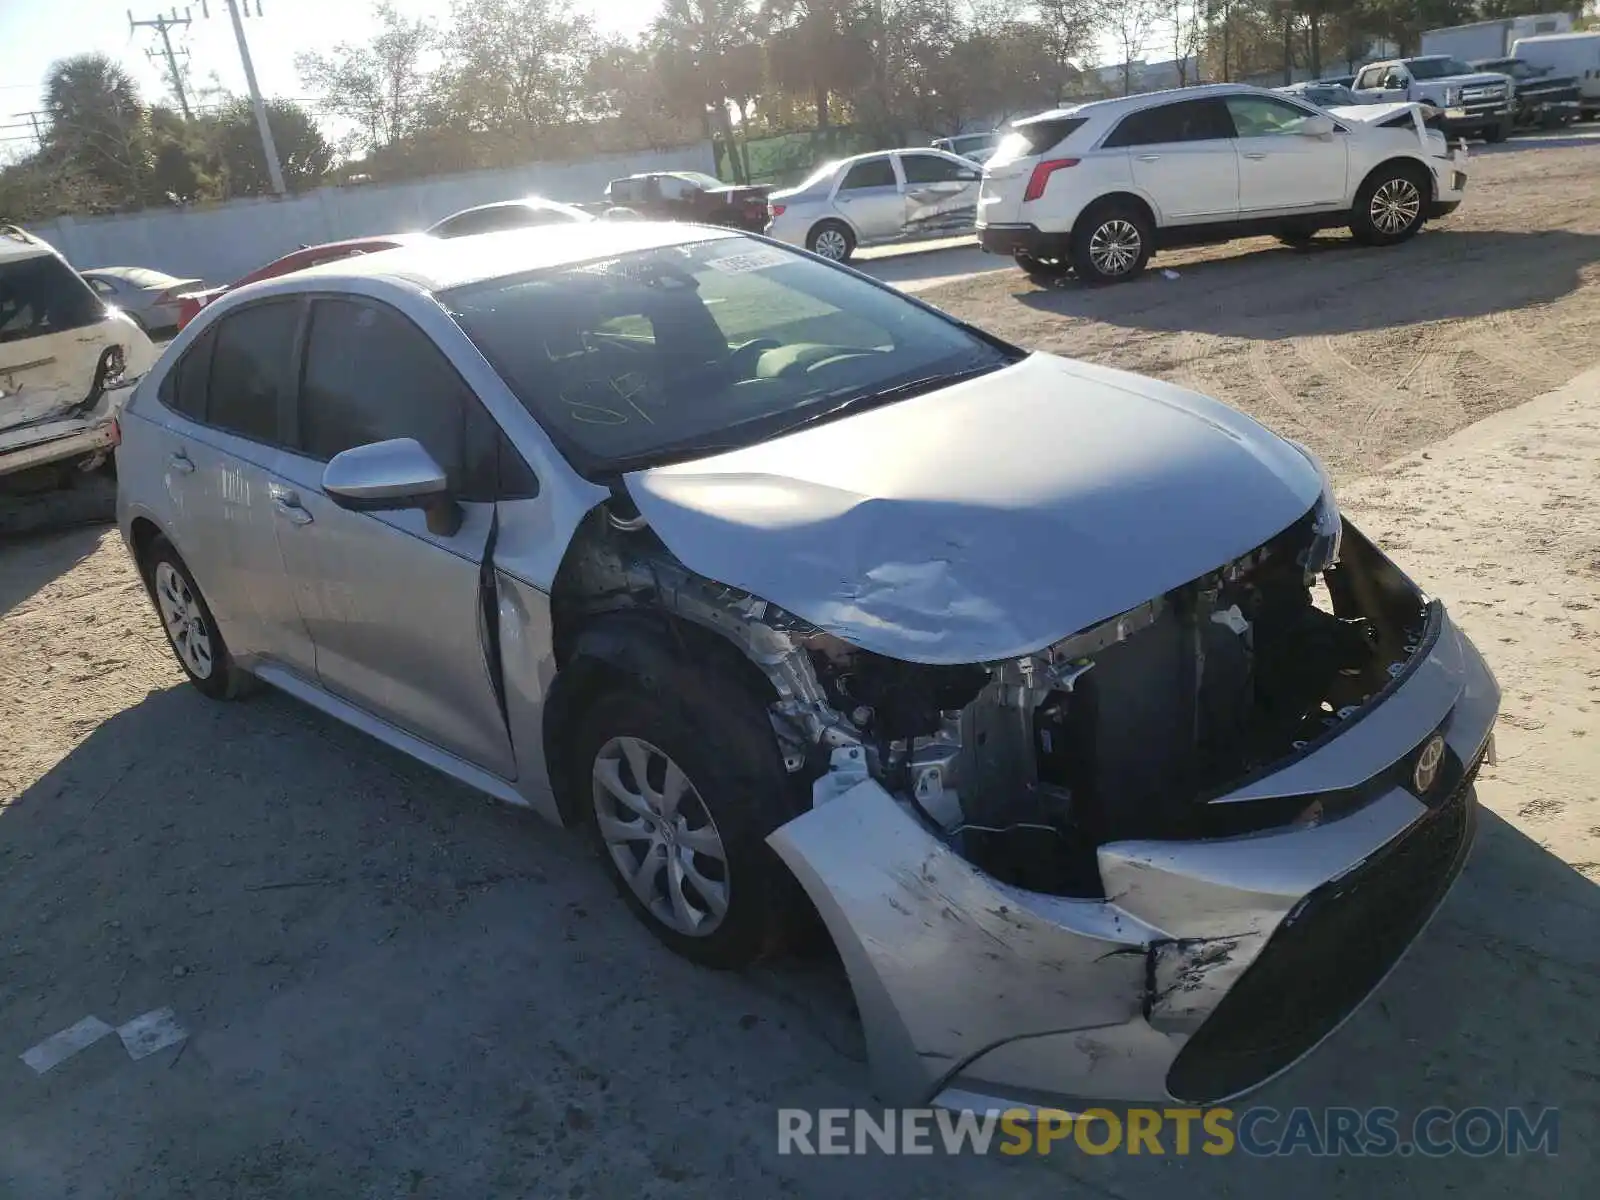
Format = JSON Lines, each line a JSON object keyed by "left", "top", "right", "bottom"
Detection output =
{"left": 129, "top": 6, "right": 196, "bottom": 121}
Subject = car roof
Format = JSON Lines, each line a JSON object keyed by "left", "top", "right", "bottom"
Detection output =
{"left": 1014, "top": 82, "right": 1266, "bottom": 126}
{"left": 0, "top": 225, "right": 55, "bottom": 263}
{"left": 285, "top": 220, "right": 745, "bottom": 293}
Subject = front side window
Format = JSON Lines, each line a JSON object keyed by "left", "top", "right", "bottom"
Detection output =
{"left": 1225, "top": 95, "right": 1322, "bottom": 137}
{"left": 0, "top": 254, "right": 105, "bottom": 344}
{"left": 443, "top": 237, "right": 1018, "bottom": 476}
{"left": 1105, "top": 99, "right": 1232, "bottom": 148}
{"left": 206, "top": 300, "right": 299, "bottom": 444}
{"left": 839, "top": 158, "right": 897, "bottom": 190}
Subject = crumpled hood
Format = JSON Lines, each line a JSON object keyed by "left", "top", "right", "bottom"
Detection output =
{"left": 1328, "top": 101, "right": 1423, "bottom": 124}
{"left": 625, "top": 353, "right": 1322, "bottom": 665}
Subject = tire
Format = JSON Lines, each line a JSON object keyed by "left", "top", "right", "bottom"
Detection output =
{"left": 806, "top": 220, "right": 855, "bottom": 263}
{"left": 141, "top": 536, "right": 251, "bottom": 700}
{"left": 1070, "top": 201, "right": 1153, "bottom": 285}
{"left": 574, "top": 674, "right": 805, "bottom": 969}
{"left": 1349, "top": 163, "right": 1429, "bottom": 247}
{"left": 1484, "top": 119, "right": 1511, "bottom": 144}
{"left": 1013, "top": 250, "right": 1071, "bottom": 280}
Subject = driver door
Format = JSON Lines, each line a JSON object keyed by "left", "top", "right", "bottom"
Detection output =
{"left": 1223, "top": 94, "right": 1348, "bottom": 212}
{"left": 270, "top": 295, "right": 517, "bottom": 778}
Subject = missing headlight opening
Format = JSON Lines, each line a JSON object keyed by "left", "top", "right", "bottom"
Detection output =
{"left": 555, "top": 497, "right": 1432, "bottom": 900}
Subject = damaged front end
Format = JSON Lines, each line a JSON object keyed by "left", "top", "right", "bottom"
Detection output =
{"left": 558, "top": 486, "right": 1498, "bottom": 1110}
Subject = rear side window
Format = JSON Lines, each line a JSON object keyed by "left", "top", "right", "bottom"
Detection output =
{"left": 840, "top": 159, "right": 896, "bottom": 190}
{"left": 207, "top": 300, "right": 300, "bottom": 445}
{"left": 159, "top": 326, "right": 216, "bottom": 422}
{"left": 1104, "top": 99, "right": 1234, "bottom": 147}
{"left": 0, "top": 254, "right": 105, "bottom": 344}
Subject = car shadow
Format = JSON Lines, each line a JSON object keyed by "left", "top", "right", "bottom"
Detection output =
{"left": 0, "top": 680, "right": 1594, "bottom": 1195}
{"left": 1014, "top": 228, "right": 1600, "bottom": 338}
{"left": 0, "top": 524, "right": 111, "bottom": 618}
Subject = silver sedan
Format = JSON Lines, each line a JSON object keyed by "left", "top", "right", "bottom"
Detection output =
{"left": 116, "top": 222, "right": 1497, "bottom": 1113}
{"left": 79, "top": 266, "right": 202, "bottom": 335}
{"left": 765, "top": 149, "right": 983, "bottom": 261}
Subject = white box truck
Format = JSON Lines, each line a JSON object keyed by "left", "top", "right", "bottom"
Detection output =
{"left": 1513, "top": 32, "right": 1600, "bottom": 119}
{"left": 1422, "top": 13, "right": 1574, "bottom": 61}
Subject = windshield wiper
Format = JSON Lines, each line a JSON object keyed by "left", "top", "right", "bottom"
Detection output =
{"left": 771, "top": 357, "right": 1011, "bottom": 439}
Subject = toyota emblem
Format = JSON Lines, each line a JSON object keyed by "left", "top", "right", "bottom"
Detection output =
{"left": 1413, "top": 735, "right": 1446, "bottom": 794}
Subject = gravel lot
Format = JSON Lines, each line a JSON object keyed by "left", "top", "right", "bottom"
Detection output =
{"left": 2, "top": 145, "right": 1598, "bottom": 1198}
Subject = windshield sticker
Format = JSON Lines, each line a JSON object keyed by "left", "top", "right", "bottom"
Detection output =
{"left": 703, "top": 247, "right": 791, "bottom": 274}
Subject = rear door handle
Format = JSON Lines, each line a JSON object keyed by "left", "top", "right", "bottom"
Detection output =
{"left": 1243, "top": 151, "right": 1268, "bottom": 160}
{"left": 268, "top": 483, "right": 313, "bottom": 526}
{"left": 168, "top": 449, "right": 195, "bottom": 475}
{"left": 1137, "top": 154, "right": 1161, "bottom": 161}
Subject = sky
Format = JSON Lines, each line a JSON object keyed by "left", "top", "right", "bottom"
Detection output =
{"left": 0, "top": 0, "right": 660, "bottom": 152}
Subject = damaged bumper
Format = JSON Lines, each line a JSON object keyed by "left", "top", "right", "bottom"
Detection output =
{"left": 767, "top": 605, "right": 1498, "bottom": 1111}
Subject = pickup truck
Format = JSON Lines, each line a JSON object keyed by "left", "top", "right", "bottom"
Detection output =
{"left": 1471, "top": 56, "right": 1581, "bottom": 128}
{"left": 1352, "top": 56, "right": 1515, "bottom": 142}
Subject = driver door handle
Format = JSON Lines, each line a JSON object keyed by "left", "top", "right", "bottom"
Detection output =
{"left": 268, "top": 483, "right": 313, "bottom": 526}
{"left": 1137, "top": 154, "right": 1161, "bottom": 162}
{"left": 1243, "top": 151, "right": 1268, "bottom": 160}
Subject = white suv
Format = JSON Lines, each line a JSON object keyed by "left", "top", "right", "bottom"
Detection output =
{"left": 978, "top": 83, "right": 1469, "bottom": 284}
{"left": 1, "top": 225, "right": 156, "bottom": 481}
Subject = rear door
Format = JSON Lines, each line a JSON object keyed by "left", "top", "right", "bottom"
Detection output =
{"left": 269, "top": 295, "right": 516, "bottom": 777}
{"left": 896, "top": 151, "right": 982, "bottom": 236}
{"left": 1223, "top": 93, "right": 1348, "bottom": 213}
{"left": 1104, "top": 98, "right": 1239, "bottom": 223}
{"left": 831, "top": 157, "right": 905, "bottom": 243}
{"left": 152, "top": 299, "right": 316, "bottom": 675}
{"left": 0, "top": 253, "right": 112, "bottom": 434}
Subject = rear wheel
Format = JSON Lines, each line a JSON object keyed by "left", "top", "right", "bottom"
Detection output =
{"left": 143, "top": 537, "right": 251, "bottom": 700}
{"left": 806, "top": 220, "right": 855, "bottom": 262}
{"left": 1070, "top": 202, "right": 1153, "bottom": 284}
{"left": 1349, "top": 164, "right": 1428, "bottom": 247}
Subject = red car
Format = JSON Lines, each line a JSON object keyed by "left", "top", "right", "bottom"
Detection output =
{"left": 174, "top": 235, "right": 417, "bottom": 330}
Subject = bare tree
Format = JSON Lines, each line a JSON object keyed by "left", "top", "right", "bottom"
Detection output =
{"left": 1102, "top": 0, "right": 1160, "bottom": 95}
{"left": 296, "top": 1, "right": 437, "bottom": 154}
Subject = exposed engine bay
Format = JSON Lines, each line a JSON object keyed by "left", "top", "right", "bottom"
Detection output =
{"left": 554, "top": 492, "right": 1432, "bottom": 899}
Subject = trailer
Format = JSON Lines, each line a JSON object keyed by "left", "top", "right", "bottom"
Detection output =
{"left": 1421, "top": 13, "right": 1574, "bottom": 61}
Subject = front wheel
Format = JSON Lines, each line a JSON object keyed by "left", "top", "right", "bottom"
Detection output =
{"left": 576, "top": 678, "right": 805, "bottom": 969}
{"left": 1349, "top": 165, "right": 1428, "bottom": 247}
{"left": 1070, "top": 204, "right": 1153, "bottom": 284}
{"left": 1484, "top": 119, "right": 1511, "bottom": 144}
{"left": 806, "top": 220, "right": 855, "bottom": 262}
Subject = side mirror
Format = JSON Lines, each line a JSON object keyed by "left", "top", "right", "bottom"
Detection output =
{"left": 1298, "top": 114, "right": 1336, "bottom": 137}
{"left": 322, "top": 437, "right": 462, "bottom": 535}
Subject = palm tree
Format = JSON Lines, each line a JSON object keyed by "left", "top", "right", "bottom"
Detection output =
{"left": 42, "top": 53, "right": 154, "bottom": 207}
{"left": 652, "top": 0, "right": 762, "bottom": 180}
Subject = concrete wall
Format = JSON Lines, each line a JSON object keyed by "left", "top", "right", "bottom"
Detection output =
{"left": 36, "top": 141, "right": 716, "bottom": 286}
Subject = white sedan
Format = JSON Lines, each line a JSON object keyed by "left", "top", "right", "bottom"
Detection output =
{"left": 764, "top": 149, "right": 984, "bottom": 262}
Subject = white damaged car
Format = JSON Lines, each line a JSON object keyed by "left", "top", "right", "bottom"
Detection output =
{"left": 115, "top": 222, "right": 1499, "bottom": 1112}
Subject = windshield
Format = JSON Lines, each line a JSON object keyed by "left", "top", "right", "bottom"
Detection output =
{"left": 672, "top": 171, "right": 725, "bottom": 190}
{"left": 443, "top": 238, "right": 1016, "bottom": 475}
{"left": 1477, "top": 59, "right": 1531, "bottom": 78}
{"left": 0, "top": 254, "right": 105, "bottom": 345}
{"left": 1408, "top": 58, "right": 1477, "bottom": 79}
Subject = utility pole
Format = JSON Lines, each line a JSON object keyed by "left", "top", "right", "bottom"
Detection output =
{"left": 201, "top": 0, "right": 286, "bottom": 196}
{"left": 129, "top": 7, "right": 194, "bottom": 121}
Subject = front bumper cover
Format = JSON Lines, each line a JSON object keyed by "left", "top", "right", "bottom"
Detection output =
{"left": 768, "top": 604, "right": 1498, "bottom": 1112}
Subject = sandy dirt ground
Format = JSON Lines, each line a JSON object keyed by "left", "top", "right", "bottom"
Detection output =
{"left": 1, "top": 143, "right": 1598, "bottom": 1198}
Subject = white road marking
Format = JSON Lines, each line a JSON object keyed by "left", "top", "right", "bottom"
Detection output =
{"left": 20, "top": 1016, "right": 114, "bottom": 1074}
{"left": 116, "top": 1008, "right": 187, "bottom": 1060}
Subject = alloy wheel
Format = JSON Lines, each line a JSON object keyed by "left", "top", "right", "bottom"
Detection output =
{"left": 592, "top": 736, "right": 730, "bottom": 937}
{"left": 812, "top": 228, "right": 850, "bottom": 260}
{"left": 154, "top": 561, "right": 214, "bottom": 680}
{"left": 1370, "top": 178, "right": 1421, "bottom": 236}
{"left": 1088, "top": 219, "right": 1142, "bottom": 277}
